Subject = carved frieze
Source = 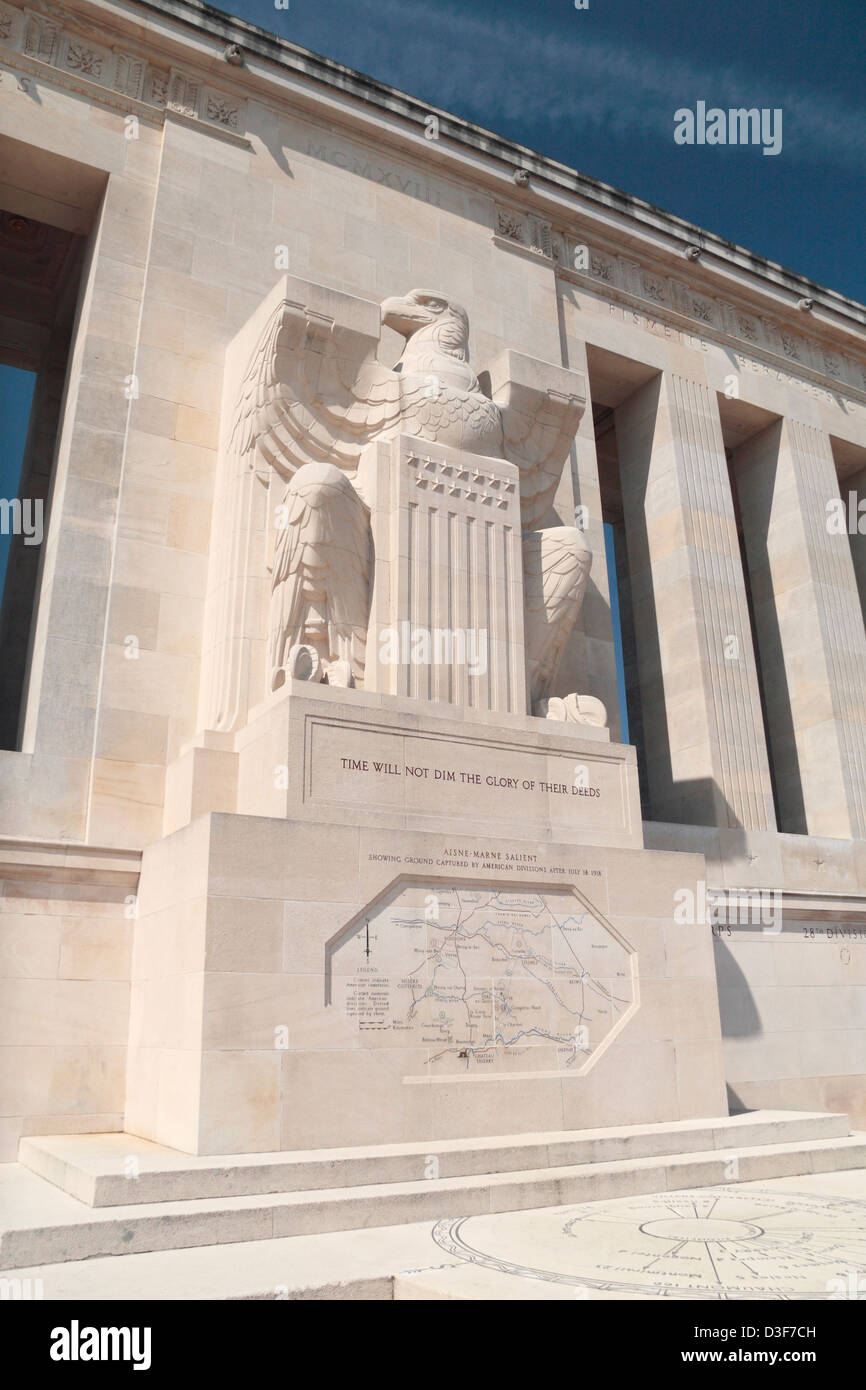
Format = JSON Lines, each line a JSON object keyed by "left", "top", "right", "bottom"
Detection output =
{"left": 691, "top": 296, "right": 715, "bottom": 325}
{"left": 165, "top": 66, "right": 200, "bottom": 119}
{"left": 0, "top": 1, "right": 22, "bottom": 45}
{"left": 0, "top": 0, "right": 247, "bottom": 136}
{"left": 589, "top": 249, "right": 616, "bottom": 283}
{"left": 505, "top": 223, "right": 866, "bottom": 401}
{"left": 21, "top": 6, "right": 58, "bottom": 63}
{"left": 493, "top": 203, "right": 863, "bottom": 397}
{"left": 822, "top": 348, "right": 843, "bottom": 379}
{"left": 494, "top": 204, "right": 556, "bottom": 261}
{"left": 619, "top": 258, "right": 643, "bottom": 298}
{"left": 641, "top": 271, "right": 667, "bottom": 305}
{"left": 59, "top": 31, "right": 109, "bottom": 80}
{"left": 496, "top": 207, "right": 524, "bottom": 242}
{"left": 112, "top": 48, "right": 146, "bottom": 100}
{"left": 202, "top": 86, "right": 243, "bottom": 132}
{"left": 3, "top": 0, "right": 861, "bottom": 400}
{"left": 146, "top": 68, "right": 168, "bottom": 105}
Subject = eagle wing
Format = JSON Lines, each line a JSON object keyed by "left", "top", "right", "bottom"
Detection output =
{"left": 230, "top": 289, "right": 402, "bottom": 481}
{"left": 270, "top": 467, "right": 371, "bottom": 684}
{"left": 523, "top": 526, "right": 592, "bottom": 704}
{"left": 481, "top": 351, "right": 586, "bottom": 528}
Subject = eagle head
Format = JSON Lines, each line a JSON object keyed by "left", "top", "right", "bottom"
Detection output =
{"left": 381, "top": 289, "right": 469, "bottom": 359}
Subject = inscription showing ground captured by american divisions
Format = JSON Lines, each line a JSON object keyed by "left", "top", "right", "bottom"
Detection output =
{"left": 327, "top": 882, "right": 637, "bottom": 1076}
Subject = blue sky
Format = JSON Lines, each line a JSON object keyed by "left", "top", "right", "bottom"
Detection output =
{"left": 221, "top": 0, "right": 866, "bottom": 302}
{"left": 0, "top": 365, "right": 35, "bottom": 590}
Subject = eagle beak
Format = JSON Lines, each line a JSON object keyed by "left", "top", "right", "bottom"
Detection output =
{"left": 381, "top": 295, "right": 432, "bottom": 337}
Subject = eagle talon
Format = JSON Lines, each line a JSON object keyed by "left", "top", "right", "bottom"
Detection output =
{"left": 323, "top": 659, "right": 354, "bottom": 689}
{"left": 534, "top": 693, "right": 608, "bottom": 727}
{"left": 285, "top": 643, "right": 323, "bottom": 684}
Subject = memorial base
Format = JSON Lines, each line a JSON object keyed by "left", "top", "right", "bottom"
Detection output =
{"left": 126, "top": 809, "right": 727, "bottom": 1156}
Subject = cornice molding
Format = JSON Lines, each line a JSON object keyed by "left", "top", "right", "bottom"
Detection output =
{"left": 117, "top": 0, "right": 866, "bottom": 325}
{"left": 3, "top": 0, "right": 865, "bottom": 386}
{"left": 0, "top": 0, "right": 247, "bottom": 134}
{"left": 708, "top": 886, "right": 866, "bottom": 926}
{"left": 491, "top": 203, "right": 866, "bottom": 406}
{"left": 0, "top": 833, "right": 141, "bottom": 886}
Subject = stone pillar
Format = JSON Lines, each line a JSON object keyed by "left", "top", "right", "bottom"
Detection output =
{"left": 614, "top": 372, "right": 775, "bottom": 831}
{"left": 732, "top": 418, "right": 866, "bottom": 838}
{"left": 11, "top": 149, "right": 160, "bottom": 844}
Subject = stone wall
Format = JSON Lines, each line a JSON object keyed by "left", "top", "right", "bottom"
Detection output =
{"left": 0, "top": 842, "right": 138, "bottom": 1160}
{"left": 717, "top": 921, "right": 866, "bottom": 1130}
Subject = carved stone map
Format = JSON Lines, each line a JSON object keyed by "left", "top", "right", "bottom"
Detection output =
{"left": 328, "top": 883, "right": 635, "bottom": 1074}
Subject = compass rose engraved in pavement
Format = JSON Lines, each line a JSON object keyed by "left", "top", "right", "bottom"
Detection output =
{"left": 432, "top": 1187, "right": 866, "bottom": 1298}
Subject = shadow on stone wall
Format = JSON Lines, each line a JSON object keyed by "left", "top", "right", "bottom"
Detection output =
{"left": 713, "top": 933, "right": 762, "bottom": 1039}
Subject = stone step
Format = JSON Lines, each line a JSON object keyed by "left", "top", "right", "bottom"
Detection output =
{"left": 18, "top": 1110, "right": 850, "bottom": 1207}
{"left": 393, "top": 1266, "right": 593, "bottom": 1300}
{"left": 3, "top": 1131, "right": 865, "bottom": 1270}
{"left": 0, "top": 1221, "right": 434, "bottom": 1301}
{"left": 9, "top": 1166, "right": 866, "bottom": 1302}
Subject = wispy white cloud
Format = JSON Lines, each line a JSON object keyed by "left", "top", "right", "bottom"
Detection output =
{"left": 328, "top": 0, "right": 866, "bottom": 170}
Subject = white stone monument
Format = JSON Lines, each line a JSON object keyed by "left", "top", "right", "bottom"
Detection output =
{"left": 123, "top": 273, "right": 723, "bottom": 1154}
{"left": 1, "top": 0, "right": 865, "bottom": 1284}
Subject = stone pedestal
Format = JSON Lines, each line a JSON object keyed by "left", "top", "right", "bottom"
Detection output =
{"left": 125, "top": 808, "right": 726, "bottom": 1154}
{"left": 163, "top": 680, "right": 640, "bottom": 848}
{"left": 131, "top": 680, "right": 724, "bottom": 1157}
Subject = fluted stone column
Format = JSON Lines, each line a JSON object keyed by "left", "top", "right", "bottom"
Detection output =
{"left": 732, "top": 418, "right": 866, "bottom": 839}
{"left": 614, "top": 372, "right": 776, "bottom": 831}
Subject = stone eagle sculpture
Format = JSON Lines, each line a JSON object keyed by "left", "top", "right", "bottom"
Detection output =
{"left": 228, "top": 285, "right": 601, "bottom": 720}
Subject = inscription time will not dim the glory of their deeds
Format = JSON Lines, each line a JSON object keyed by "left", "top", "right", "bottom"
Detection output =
{"left": 338, "top": 757, "right": 601, "bottom": 796}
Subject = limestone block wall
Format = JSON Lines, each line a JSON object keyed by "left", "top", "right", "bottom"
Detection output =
{"left": 716, "top": 922, "right": 866, "bottom": 1130}
{"left": 645, "top": 820, "right": 866, "bottom": 1128}
{"left": 0, "top": 842, "right": 138, "bottom": 1161}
